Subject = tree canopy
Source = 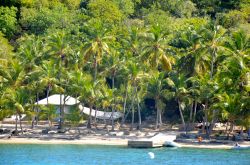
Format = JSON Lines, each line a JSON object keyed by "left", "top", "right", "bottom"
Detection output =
{"left": 0, "top": 0, "right": 249, "bottom": 133}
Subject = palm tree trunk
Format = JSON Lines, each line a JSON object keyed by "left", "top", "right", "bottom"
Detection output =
{"left": 35, "top": 92, "right": 39, "bottom": 125}
{"left": 122, "top": 105, "right": 132, "bottom": 126}
{"left": 208, "top": 109, "right": 217, "bottom": 138}
{"left": 210, "top": 49, "right": 216, "bottom": 79}
{"left": 59, "top": 94, "right": 62, "bottom": 129}
{"left": 87, "top": 105, "right": 92, "bottom": 129}
{"left": 187, "top": 102, "right": 194, "bottom": 131}
{"left": 46, "top": 87, "right": 51, "bottom": 128}
{"left": 111, "top": 105, "right": 115, "bottom": 131}
{"left": 61, "top": 97, "right": 66, "bottom": 129}
{"left": 159, "top": 108, "right": 162, "bottom": 129}
{"left": 103, "top": 108, "right": 107, "bottom": 128}
{"left": 131, "top": 103, "right": 135, "bottom": 131}
{"left": 121, "top": 82, "right": 128, "bottom": 127}
{"left": 229, "top": 122, "right": 234, "bottom": 133}
{"left": 130, "top": 87, "right": 136, "bottom": 131}
{"left": 204, "top": 101, "right": 209, "bottom": 137}
{"left": 94, "top": 107, "right": 97, "bottom": 124}
{"left": 111, "top": 74, "right": 115, "bottom": 131}
{"left": 227, "top": 122, "right": 234, "bottom": 139}
{"left": 19, "top": 114, "right": 23, "bottom": 134}
{"left": 136, "top": 87, "right": 141, "bottom": 130}
{"left": 94, "top": 56, "right": 98, "bottom": 81}
{"left": 155, "top": 99, "right": 159, "bottom": 130}
{"left": 192, "top": 100, "right": 197, "bottom": 124}
{"left": 15, "top": 112, "right": 18, "bottom": 134}
{"left": 177, "top": 99, "right": 186, "bottom": 133}
{"left": 31, "top": 99, "right": 35, "bottom": 129}
{"left": 58, "top": 57, "right": 64, "bottom": 130}
{"left": 189, "top": 102, "right": 193, "bottom": 123}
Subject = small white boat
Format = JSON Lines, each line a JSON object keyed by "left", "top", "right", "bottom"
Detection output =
{"left": 164, "top": 141, "right": 181, "bottom": 147}
{"left": 231, "top": 146, "right": 250, "bottom": 150}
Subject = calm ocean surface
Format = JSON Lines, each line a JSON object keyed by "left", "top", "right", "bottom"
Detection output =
{"left": 0, "top": 144, "right": 249, "bottom": 165}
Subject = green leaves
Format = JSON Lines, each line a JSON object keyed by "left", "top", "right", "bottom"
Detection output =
{"left": 14, "top": 103, "right": 25, "bottom": 113}
{"left": 0, "top": 6, "right": 18, "bottom": 38}
{"left": 87, "top": 0, "right": 123, "bottom": 25}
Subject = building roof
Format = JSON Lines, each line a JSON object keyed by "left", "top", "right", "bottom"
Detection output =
{"left": 34, "top": 94, "right": 80, "bottom": 106}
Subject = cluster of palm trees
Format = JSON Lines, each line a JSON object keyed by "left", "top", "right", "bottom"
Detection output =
{"left": 0, "top": 22, "right": 249, "bottom": 137}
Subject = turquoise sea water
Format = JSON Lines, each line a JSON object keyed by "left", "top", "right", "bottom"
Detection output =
{"left": 0, "top": 144, "right": 249, "bottom": 165}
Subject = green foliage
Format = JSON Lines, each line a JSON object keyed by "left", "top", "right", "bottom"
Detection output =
{"left": 0, "top": 32, "right": 13, "bottom": 60}
{"left": 0, "top": 6, "right": 18, "bottom": 38}
{"left": 20, "top": 6, "right": 76, "bottom": 35}
{"left": 135, "top": 0, "right": 196, "bottom": 18}
{"left": 144, "top": 8, "right": 172, "bottom": 30}
{"left": 217, "top": 10, "right": 248, "bottom": 28}
{"left": 171, "top": 17, "right": 209, "bottom": 32}
{"left": 192, "top": 0, "right": 241, "bottom": 16}
{"left": 161, "top": 0, "right": 197, "bottom": 18}
{"left": 20, "top": 7, "right": 55, "bottom": 35}
{"left": 87, "top": 0, "right": 123, "bottom": 24}
{"left": 112, "top": 0, "right": 135, "bottom": 16}
{"left": 61, "top": 0, "right": 81, "bottom": 9}
{"left": 65, "top": 106, "right": 83, "bottom": 126}
{"left": 0, "top": 0, "right": 249, "bottom": 130}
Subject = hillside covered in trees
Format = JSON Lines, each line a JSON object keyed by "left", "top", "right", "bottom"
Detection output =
{"left": 0, "top": 0, "right": 249, "bottom": 136}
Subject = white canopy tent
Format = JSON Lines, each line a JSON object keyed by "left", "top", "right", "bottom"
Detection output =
{"left": 78, "top": 104, "right": 123, "bottom": 120}
{"left": 34, "top": 94, "right": 123, "bottom": 120}
{"left": 34, "top": 94, "right": 80, "bottom": 105}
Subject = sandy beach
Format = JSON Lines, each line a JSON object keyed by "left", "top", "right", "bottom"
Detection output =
{"left": 1, "top": 123, "right": 250, "bottom": 149}
{"left": 1, "top": 136, "right": 250, "bottom": 149}
{"left": 0, "top": 137, "right": 128, "bottom": 146}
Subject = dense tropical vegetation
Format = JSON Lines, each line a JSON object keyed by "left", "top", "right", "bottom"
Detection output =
{"left": 0, "top": 0, "right": 249, "bottom": 137}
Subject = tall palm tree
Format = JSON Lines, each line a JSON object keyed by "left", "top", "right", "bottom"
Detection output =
{"left": 174, "top": 27, "right": 210, "bottom": 76}
{"left": 2, "top": 88, "right": 29, "bottom": 134}
{"left": 147, "top": 71, "right": 169, "bottom": 129}
{"left": 224, "top": 30, "right": 250, "bottom": 67}
{"left": 81, "top": 77, "right": 104, "bottom": 129}
{"left": 0, "top": 60, "right": 28, "bottom": 134}
{"left": 166, "top": 72, "right": 190, "bottom": 132}
{"left": 102, "top": 50, "right": 125, "bottom": 130}
{"left": 16, "top": 35, "right": 44, "bottom": 71}
{"left": 142, "top": 25, "right": 175, "bottom": 71}
{"left": 212, "top": 93, "right": 248, "bottom": 136}
{"left": 47, "top": 31, "right": 70, "bottom": 129}
{"left": 126, "top": 60, "right": 146, "bottom": 130}
{"left": 200, "top": 24, "right": 226, "bottom": 79}
{"left": 82, "top": 28, "right": 113, "bottom": 81}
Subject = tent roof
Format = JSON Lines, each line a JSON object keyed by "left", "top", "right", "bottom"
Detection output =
{"left": 35, "top": 94, "right": 80, "bottom": 106}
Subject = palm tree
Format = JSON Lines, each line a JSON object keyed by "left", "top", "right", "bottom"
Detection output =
{"left": 2, "top": 88, "right": 29, "bottom": 134}
{"left": 147, "top": 71, "right": 169, "bottom": 129}
{"left": 80, "top": 77, "right": 104, "bottom": 129}
{"left": 16, "top": 35, "right": 44, "bottom": 71}
{"left": 47, "top": 31, "right": 70, "bottom": 129}
{"left": 126, "top": 60, "right": 146, "bottom": 130}
{"left": 166, "top": 72, "right": 190, "bottom": 132}
{"left": 82, "top": 28, "right": 113, "bottom": 81}
{"left": 142, "top": 25, "right": 175, "bottom": 71}
{"left": 0, "top": 60, "right": 28, "bottom": 134}
{"left": 174, "top": 27, "right": 210, "bottom": 76}
{"left": 101, "top": 50, "right": 125, "bottom": 130}
{"left": 200, "top": 24, "right": 226, "bottom": 79}
{"left": 32, "top": 61, "right": 61, "bottom": 127}
{"left": 224, "top": 30, "right": 250, "bottom": 67}
{"left": 212, "top": 93, "right": 247, "bottom": 137}
{"left": 135, "top": 82, "right": 147, "bottom": 130}
{"left": 191, "top": 74, "right": 218, "bottom": 136}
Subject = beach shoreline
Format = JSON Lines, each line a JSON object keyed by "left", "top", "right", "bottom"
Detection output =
{"left": 0, "top": 137, "right": 128, "bottom": 146}
{"left": 1, "top": 137, "right": 249, "bottom": 149}
{"left": 1, "top": 123, "right": 250, "bottom": 149}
